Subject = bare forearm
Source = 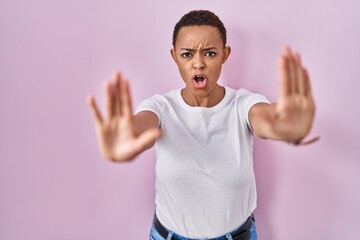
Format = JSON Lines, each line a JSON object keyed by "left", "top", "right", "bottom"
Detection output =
{"left": 250, "top": 102, "right": 314, "bottom": 143}
{"left": 133, "top": 111, "right": 160, "bottom": 149}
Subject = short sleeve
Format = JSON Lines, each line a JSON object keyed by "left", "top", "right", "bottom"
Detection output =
{"left": 135, "top": 94, "right": 165, "bottom": 125}
{"left": 236, "top": 89, "right": 270, "bottom": 133}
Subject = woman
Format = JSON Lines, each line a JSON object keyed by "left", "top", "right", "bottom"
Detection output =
{"left": 87, "top": 10, "right": 316, "bottom": 240}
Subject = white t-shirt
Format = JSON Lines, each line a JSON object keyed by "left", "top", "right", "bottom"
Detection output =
{"left": 135, "top": 86, "right": 269, "bottom": 238}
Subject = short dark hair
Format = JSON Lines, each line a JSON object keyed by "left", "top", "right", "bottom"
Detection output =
{"left": 172, "top": 10, "right": 227, "bottom": 48}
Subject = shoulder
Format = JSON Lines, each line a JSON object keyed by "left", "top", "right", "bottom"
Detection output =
{"left": 233, "top": 88, "right": 269, "bottom": 104}
{"left": 145, "top": 89, "right": 178, "bottom": 102}
{"left": 135, "top": 89, "right": 180, "bottom": 114}
{"left": 223, "top": 87, "right": 269, "bottom": 106}
{"left": 225, "top": 87, "right": 269, "bottom": 120}
{"left": 234, "top": 88, "right": 259, "bottom": 98}
{"left": 147, "top": 89, "right": 180, "bottom": 108}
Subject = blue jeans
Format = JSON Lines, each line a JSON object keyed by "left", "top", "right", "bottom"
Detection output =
{"left": 149, "top": 216, "right": 257, "bottom": 240}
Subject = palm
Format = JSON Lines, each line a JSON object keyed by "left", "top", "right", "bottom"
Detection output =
{"left": 99, "top": 116, "right": 138, "bottom": 160}
{"left": 88, "top": 72, "right": 160, "bottom": 161}
{"left": 275, "top": 47, "right": 315, "bottom": 143}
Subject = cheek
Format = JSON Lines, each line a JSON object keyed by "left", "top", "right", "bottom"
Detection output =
{"left": 177, "top": 62, "right": 191, "bottom": 75}
{"left": 177, "top": 65, "right": 190, "bottom": 81}
{"left": 208, "top": 61, "right": 223, "bottom": 74}
{"left": 209, "top": 64, "right": 223, "bottom": 82}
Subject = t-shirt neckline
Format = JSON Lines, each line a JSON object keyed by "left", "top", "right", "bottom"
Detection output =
{"left": 176, "top": 86, "right": 232, "bottom": 112}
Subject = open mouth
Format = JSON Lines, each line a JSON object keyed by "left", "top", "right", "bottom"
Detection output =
{"left": 192, "top": 74, "right": 207, "bottom": 89}
{"left": 194, "top": 74, "right": 205, "bottom": 83}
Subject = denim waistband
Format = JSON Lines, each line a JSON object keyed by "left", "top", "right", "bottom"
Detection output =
{"left": 153, "top": 214, "right": 254, "bottom": 240}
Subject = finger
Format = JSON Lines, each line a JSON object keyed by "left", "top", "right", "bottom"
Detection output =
{"left": 121, "top": 79, "right": 133, "bottom": 120}
{"left": 87, "top": 95, "right": 103, "bottom": 124}
{"left": 295, "top": 53, "right": 306, "bottom": 95}
{"left": 278, "top": 49, "right": 290, "bottom": 98}
{"left": 286, "top": 47, "right": 298, "bottom": 93}
{"left": 104, "top": 80, "right": 114, "bottom": 120}
{"left": 303, "top": 68, "right": 313, "bottom": 97}
{"left": 113, "top": 71, "right": 121, "bottom": 116}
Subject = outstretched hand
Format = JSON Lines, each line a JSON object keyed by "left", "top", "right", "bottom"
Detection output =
{"left": 275, "top": 47, "right": 317, "bottom": 144}
{"left": 87, "top": 72, "right": 161, "bottom": 162}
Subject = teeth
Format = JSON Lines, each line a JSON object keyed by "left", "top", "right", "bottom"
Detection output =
{"left": 195, "top": 75, "right": 205, "bottom": 83}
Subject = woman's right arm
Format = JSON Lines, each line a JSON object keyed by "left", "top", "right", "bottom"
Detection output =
{"left": 87, "top": 72, "right": 161, "bottom": 162}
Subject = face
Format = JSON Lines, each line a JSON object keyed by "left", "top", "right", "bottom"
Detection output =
{"left": 171, "top": 25, "right": 231, "bottom": 97}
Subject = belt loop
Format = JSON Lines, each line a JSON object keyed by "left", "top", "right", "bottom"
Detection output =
{"left": 167, "top": 231, "right": 174, "bottom": 240}
{"left": 226, "top": 233, "right": 233, "bottom": 240}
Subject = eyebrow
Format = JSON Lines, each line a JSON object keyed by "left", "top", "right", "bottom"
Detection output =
{"left": 180, "top": 47, "right": 218, "bottom": 52}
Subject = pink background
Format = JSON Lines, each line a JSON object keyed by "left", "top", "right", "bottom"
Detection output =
{"left": 1, "top": 0, "right": 359, "bottom": 239}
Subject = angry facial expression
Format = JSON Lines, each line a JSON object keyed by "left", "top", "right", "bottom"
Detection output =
{"left": 171, "top": 25, "right": 231, "bottom": 98}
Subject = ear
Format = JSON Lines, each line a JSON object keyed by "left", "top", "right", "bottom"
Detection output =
{"left": 221, "top": 46, "right": 231, "bottom": 64}
{"left": 170, "top": 48, "right": 178, "bottom": 64}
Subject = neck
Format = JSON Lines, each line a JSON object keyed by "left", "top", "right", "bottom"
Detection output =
{"left": 181, "top": 85, "right": 225, "bottom": 107}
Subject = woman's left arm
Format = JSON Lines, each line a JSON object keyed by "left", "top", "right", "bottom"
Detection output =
{"left": 249, "top": 46, "right": 316, "bottom": 145}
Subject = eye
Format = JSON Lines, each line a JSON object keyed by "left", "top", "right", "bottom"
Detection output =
{"left": 206, "top": 51, "right": 217, "bottom": 57}
{"left": 181, "top": 52, "right": 192, "bottom": 58}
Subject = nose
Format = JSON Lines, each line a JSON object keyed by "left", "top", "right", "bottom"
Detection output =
{"left": 192, "top": 53, "right": 205, "bottom": 70}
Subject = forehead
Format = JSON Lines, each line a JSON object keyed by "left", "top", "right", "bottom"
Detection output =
{"left": 176, "top": 25, "right": 223, "bottom": 48}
